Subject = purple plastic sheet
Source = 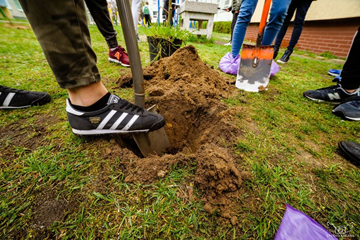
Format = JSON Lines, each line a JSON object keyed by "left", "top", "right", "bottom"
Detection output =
{"left": 219, "top": 52, "right": 240, "bottom": 75}
{"left": 270, "top": 60, "right": 280, "bottom": 77}
{"left": 275, "top": 205, "right": 338, "bottom": 240}
{"left": 219, "top": 52, "right": 280, "bottom": 76}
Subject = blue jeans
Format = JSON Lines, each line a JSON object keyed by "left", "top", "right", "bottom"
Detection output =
{"left": 274, "top": 0, "right": 313, "bottom": 51}
{"left": 231, "top": 0, "right": 291, "bottom": 58}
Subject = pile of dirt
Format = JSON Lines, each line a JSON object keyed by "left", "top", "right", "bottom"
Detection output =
{"left": 116, "top": 45, "right": 249, "bottom": 222}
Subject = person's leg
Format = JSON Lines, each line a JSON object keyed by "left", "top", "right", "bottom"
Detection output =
{"left": 332, "top": 28, "right": 360, "bottom": 120}
{"left": 339, "top": 27, "right": 360, "bottom": 91}
{"left": 230, "top": 11, "right": 239, "bottom": 42}
{"left": 145, "top": 14, "right": 150, "bottom": 27}
{"left": 303, "top": 27, "right": 360, "bottom": 105}
{"left": 19, "top": 0, "right": 101, "bottom": 92}
{"left": 287, "top": 0, "right": 312, "bottom": 51}
{"left": 19, "top": 0, "right": 164, "bottom": 134}
{"left": 85, "top": 0, "right": 130, "bottom": 67}
{"left": 231, "top": 0, "right": 258, "bottom": 58}
{"left": 84, "top": 0, "right": 118, "bottom": 49}
{"left": 274, "top": 0, "right": 297, "bottom": 50}
{"left": 262, "top": 0, "right": 292, "bottom": 45}
{"left": 131, "top": 0, "right": 141, "bottom": 36}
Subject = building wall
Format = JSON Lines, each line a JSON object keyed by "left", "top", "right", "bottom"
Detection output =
{"left": 244, "top": 18, "right": 359, "bottom": 58}
{"left": 248, "top": 0, "right": 360, "bottom": 22}
{"left": 212, "top": 0, "right": 360, "bottom": 58}
{"left": 4, "top": 0, "right": 26, "bottom": 19}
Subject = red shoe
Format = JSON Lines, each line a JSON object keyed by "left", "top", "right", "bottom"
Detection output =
{"left": 108, "top": 46, "right": 130, "bottom": 67}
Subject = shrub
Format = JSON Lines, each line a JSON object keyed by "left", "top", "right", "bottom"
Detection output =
{"left": 185, "top": 21, "right": 231, "bottom": 34}
{"left": 213, "top": 21, "right": 232, "bottom": 34}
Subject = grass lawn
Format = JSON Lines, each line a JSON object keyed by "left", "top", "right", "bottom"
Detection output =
{"left": 0, "top": 22, "right": 359, "bottom": 239}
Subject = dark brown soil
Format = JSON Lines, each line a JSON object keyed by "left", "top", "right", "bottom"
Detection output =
{"left": 117, "top": 45, "right": 250, "bottom": 222}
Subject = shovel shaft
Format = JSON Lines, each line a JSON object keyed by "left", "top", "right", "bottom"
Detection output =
{"left": 116, "top": 0, "right": 145, "bottom": 108}
{"left": 256, "top": 0, "right": 272, "bottom": 47}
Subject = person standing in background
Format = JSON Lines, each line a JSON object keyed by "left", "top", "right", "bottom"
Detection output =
{"left": 274, "top": 0, "right": 314, "bottom": 63}
{"left": 143, "top": 2, "right": 152, "bottom": 27}
{"left": 224, "top": 0, "right": 242, "bottom": 46}
{"left": 132, "top": 0, "right": 142, "bottom": 41}
{"left": 85, "top": 0, "right": 130, "bottom": 67}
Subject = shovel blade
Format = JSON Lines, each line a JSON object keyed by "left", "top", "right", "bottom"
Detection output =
{"left": 236, "top": 44, "right": 274, "bottom": 92}
{"left": 132, "top": 105, "right": 170, "bottom": 157}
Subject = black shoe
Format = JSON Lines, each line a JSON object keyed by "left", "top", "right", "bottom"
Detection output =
{"left": 0, "top": 85, "right": 51, "bottom": 109}
{"left": 66, "top": 94, "right": 165, "bottom": 135}
{"left": 273, "top": 47, "right": 279, "bottom": 59}
{"left": 332, "top": 96, "right": 360, "bottom": 121}
{"left": 277, "top": 49, "right": 292, "bottom": 64}
{"left": 338, "top": 141, "right": 360, "bottom": 167}
{"left": 303, "top": 84, "right": 359, "bottom": 104}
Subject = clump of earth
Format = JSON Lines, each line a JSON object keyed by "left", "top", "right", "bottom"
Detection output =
{"left": 116, "top": 45, "right": 250, "bottom": 223}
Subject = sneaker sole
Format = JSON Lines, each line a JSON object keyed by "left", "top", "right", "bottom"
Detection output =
{"left": 328, "top": 72, "right": 340, "bottom": 77}
{"left": 108, "top": 58, "right": 130, "bottom": 67}
{"left": 303, "top": 94, "right": 341, "bottom": 104}
{"left": 72, "top": 128, "right": 149, "bottom": 135}
{"left": 0, "top": 105, "right": 32, "bottom": 109}
{"left": 277, "top": 59, "right": 287, "bottom": 64}
{"left": 72, "top": 118, "right": 165, "bottom": 135}
{"left": 332, "top": 110, "right": 360, "bottom": 121}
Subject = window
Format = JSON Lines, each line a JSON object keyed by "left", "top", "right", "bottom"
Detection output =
{"left": 13, "top": 0, "right": 23, "bottom": 11}
{"left": 4, "top": 0, "right": 11, "bottom": 9}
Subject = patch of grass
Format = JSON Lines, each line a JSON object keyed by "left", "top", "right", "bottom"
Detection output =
{"left": 320, "top": 51, "right": 339, "bottom": 59}
{"left": 1, "top": 22, "right": 359, "bottom": 239}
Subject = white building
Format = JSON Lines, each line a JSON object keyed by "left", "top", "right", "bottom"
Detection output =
{"left": 151, "top": 0, "right": 232, "bottom": 24}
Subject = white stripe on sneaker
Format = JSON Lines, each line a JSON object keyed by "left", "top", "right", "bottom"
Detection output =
{"left": 3, "top": 92, "right": 15, "bottom": 107}
{"left": 97, "top": 110, "right": 117, "bottom": 130}
{"left": 122, "top": 115, "right": 139, "bottom": 131}
{"left": 110, "top": 113, "right": 128, "bottom": 130}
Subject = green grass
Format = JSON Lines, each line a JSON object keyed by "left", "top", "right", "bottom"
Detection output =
{"left": 1, "top": 22, "right": 359, "bottom": 239}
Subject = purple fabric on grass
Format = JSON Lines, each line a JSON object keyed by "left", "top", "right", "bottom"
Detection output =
{"left": 219, "top": 52, "right": 280, "bottom": 76}
{"left": 219, "top": 52, "right": 240, "bottom": 75}
{"left": 275, "top": 204, "right": 338, "bottom": 240}
{"left": 270, "top": 60, "right": 280, "bottom": 76}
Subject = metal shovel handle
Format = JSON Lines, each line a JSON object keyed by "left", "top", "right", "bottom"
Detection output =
{"left": 116, "top": 0, "right": 145, "bottom": 108}
{"left": 256, "top": 0, "right": 272, "bottom": 47}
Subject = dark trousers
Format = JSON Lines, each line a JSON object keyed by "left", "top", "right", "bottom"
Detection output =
{"left": 230, "top": 11, "right": 239, "bottom": 42}
{"left": 85, "top": 0, "right": 118, "bottom": 48}
{"left": 274, "top": 0, "right": 312, "bottom": 51}
{"left": 341, "top": 27, "right": 360, "bottom": 90}
{"left": 144, "top": 14, "right": 151, "bottom": 27}
{"left": 19, "top": 0, "right": 100, "bottom": 89}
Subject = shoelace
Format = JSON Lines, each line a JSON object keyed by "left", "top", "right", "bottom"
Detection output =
{"left": 118, "top": 99, "right": 144, "bottom": 114}
{"left": 116, "top": 46, "right": 128, "bottom": 56}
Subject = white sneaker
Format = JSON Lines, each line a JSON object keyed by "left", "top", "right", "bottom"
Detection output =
{"left": 224, "top": 42, "right": 232, "bottom": 46}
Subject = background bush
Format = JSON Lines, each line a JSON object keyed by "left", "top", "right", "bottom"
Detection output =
{"left": 185, "top": 21, "right": 231, "bottom": 34}
{"left": 213, "top": 21, "right": 232, "bottom": 34}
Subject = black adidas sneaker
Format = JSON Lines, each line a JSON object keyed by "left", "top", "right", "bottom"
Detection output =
{"left": 303, "top": 84, "right": 359, "bottom": 104}
{"left": 0, "top": 85, "right": 51, "bottom": 109}
{"left": 66, "top": 94, "right": 165, "bottom": 135}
